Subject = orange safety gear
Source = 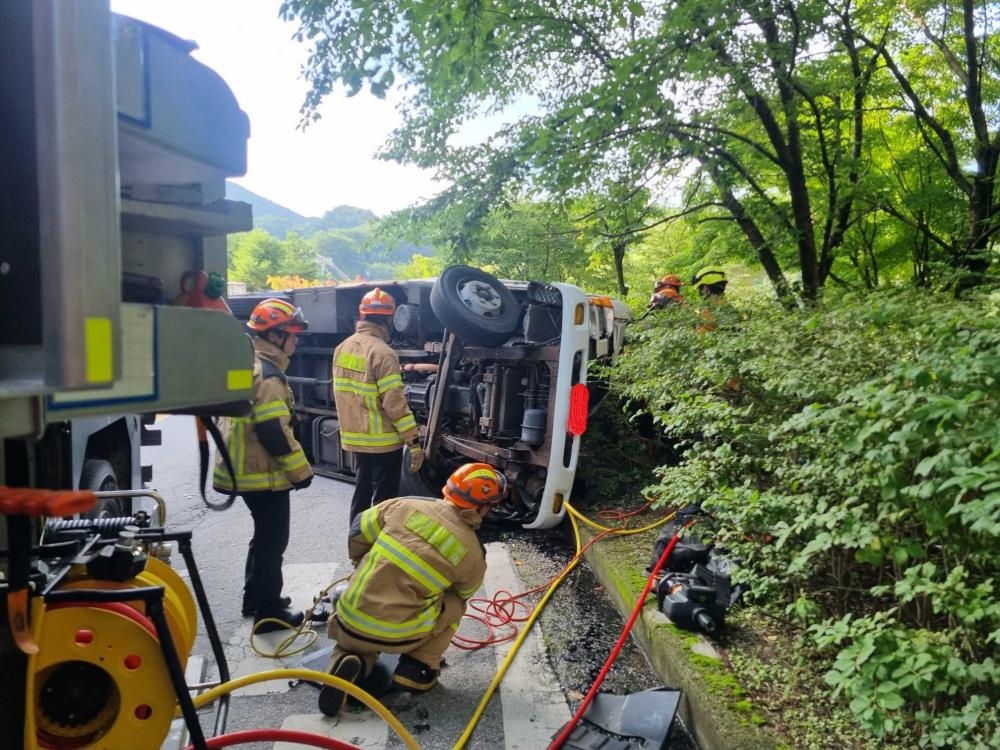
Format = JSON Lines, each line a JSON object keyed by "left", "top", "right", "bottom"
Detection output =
{"left": 442, "top": 463, "right": 508, "bottom": 509}
{"left": 654, "top": 274, "right": 683, "bottom": 293}
{"left": 649, "top": 287, "right": 685, "bottom": 309}
{"left": 247, "top": 298, "right": 309, "bottom": 334}
{"left": 358, "top": 288, "right": 396, "bottom": 316}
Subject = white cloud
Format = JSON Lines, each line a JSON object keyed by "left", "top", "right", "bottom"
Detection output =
{"left": 111, "top": 0, "right": 441, "bottom": 217}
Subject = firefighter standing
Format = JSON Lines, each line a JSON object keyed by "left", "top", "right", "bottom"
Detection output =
{"left": 317, "top": 463, "right": 507, "bottom": 717}
{"left": 332, "top": 288, "right": 423, "bottom": 527}
{"left": 691, "top": 266, "right": 730, "bottom": 333}
{"left": 648, "top": 274, "right": 686, "bottom": 311}
{"left": 213, "top": 298, "right": 313, "bottom": 632}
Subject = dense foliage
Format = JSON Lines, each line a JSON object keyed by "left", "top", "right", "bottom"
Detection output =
{"left": 281, "top": 0, "right": 1000, "bottom": 299}
{"left": 613, "top": 288, "right": 1000, "bottom": 746}
{"left": 225, "top": 208, "right": 433, "bottom": 289}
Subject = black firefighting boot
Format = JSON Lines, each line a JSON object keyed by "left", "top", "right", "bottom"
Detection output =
{"left": 318, "top": 653, "right": 363, "bottom": 717}
{"left": 392, "top": 653, "right": 439, "bottom": 692}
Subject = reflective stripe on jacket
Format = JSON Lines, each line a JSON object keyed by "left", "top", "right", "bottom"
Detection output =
{"left": 332, "top": 320, "right": 419, "bottom": 453}
{"left": 337, "top": 496, "right": 486, "bottom": 646}
{"left": 213, "top": 338, "right": 312, "bottom": 493}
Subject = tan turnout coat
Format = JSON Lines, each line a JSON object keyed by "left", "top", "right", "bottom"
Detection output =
{"left": 331, "top": 320, "right": 419, "bottom": 453}
{"left": 331, "top": 497, "right": 486, "bottom": 656}
{"left": 213, "top": 338, "right": 312, "bottom": 493}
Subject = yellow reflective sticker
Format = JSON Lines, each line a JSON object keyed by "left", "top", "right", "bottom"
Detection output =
{"left": 227, "top": 369, "right": 253, "bottom": 390}
{"left": 84, "top": 317, "right": 113, "bottom": 383}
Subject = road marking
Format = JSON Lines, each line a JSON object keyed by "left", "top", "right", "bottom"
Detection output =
{"left": 275, "top": 713, "right": 388, "bottom": 749}
{"left": 225, "top": 563, "right": 347, "bottom": 696}
{"left": 484, "top": 542, "right": 570, "bottom": 749}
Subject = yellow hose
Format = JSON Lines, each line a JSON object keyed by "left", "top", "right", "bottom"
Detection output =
{"left": 450, "top": 501, "right": 677, "bottom": 749}
{"left": 564, "top": 499, "right": 675, "bottom": 536}
{"left": 250, "top": 575, "right": 348, "bottom": 659}
{"left": 249, "top": 619, "right": 317, "bottom": 658}
{"left": 189, "top": 668, "right": 420, "bottom": 750}
{"left": 450, "top": 509, "right": 588, "bottom": 750}
{"left": 192, "top": 505, "right": 677, "bottom": 750}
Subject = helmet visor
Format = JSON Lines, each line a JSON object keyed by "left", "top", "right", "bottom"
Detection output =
{"left": 283, "top": 306, "right": 309, "bottom": 332}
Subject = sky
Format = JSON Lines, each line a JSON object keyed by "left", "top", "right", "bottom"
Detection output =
{"left": 110, "top": 0, "right": 442, "bottom": 218}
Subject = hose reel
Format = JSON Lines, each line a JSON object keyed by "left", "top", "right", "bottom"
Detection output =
{"left": 25, "top": 549, "right": 197, "bottom": 748}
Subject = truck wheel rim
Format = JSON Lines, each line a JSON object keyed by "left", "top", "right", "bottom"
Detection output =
{"left": 456, "top": 279, "right": 503, "bottom": 318}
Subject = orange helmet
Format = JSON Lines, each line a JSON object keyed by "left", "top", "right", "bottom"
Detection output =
{"left": 247, "top": 298, "right": 308, "bottom": 334}
{"left": 359, "top": 288, "right": 396, "bottom": 316}
{"left": 654, "top": 274, "right": 683, "bottom": 293}
{"left": 442, "top": 463, "right": 508, "bottom": 509}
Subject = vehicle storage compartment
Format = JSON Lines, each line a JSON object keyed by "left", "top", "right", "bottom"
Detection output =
{"left": 44, "top": 305, "right": 254, "bottom": 419}
{"left": 0, "top": 2, "right": 121, "bottom": 398}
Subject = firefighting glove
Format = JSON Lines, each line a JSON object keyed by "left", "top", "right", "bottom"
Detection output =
{"left": 292, "top": 475, "right": 313, "bottom": 490}
{"left": 407, "top": 444, "right": 424, "bottom": 474}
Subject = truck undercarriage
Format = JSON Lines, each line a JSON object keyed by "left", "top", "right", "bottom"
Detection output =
{"left": 231, "top": 266, "right": 631, "bottom": 529}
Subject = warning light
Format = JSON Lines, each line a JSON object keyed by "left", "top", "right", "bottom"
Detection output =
{"left": 568, "top": 383, "right": 589, "bottom": 436}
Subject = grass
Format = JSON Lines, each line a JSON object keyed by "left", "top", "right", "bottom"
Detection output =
{"left": 721, "top": 607, "right": 919, "bottom": 749}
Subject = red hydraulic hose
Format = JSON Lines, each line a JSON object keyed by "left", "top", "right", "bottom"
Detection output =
{"left": 547, "top": 524, "right": 688, "bottom": 750}
{"left": 183, "top": 729, "right": 361, "bottom": 749}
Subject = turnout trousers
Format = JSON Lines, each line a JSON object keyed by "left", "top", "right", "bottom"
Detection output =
{"left": 328, "top": 589, "right": 465, "bottom": 675}
{"left": 242, "top": 489, "right": 291, "bottom": 616}
{"left": 348, "top": 449, "right": 403, "bottom": 527}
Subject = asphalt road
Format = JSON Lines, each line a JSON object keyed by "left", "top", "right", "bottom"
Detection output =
{"left": 149, "top": 415, "right": 575, "bottom": 750}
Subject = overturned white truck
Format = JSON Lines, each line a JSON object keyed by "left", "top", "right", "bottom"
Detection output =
{"left": 230, "top": 266, "right": 631, "bottom": 528}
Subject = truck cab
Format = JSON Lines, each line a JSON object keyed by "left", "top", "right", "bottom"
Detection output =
{"left": 230, "top": 266, "right": 631, "bottom": 528}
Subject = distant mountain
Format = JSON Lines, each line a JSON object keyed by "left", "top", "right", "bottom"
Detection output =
{"left": 225, "top": 182, "right": 432, "bottom": 279}
{"left": 314, "top": 205, "right": 379, "bottom": 230}
{"left": 226, "top": 182, "right": 381, "bottom": 237}
{"left": 226, "top": 182, "right": 310, "bottom": 237}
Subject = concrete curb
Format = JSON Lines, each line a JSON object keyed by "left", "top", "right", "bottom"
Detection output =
{"left": 579, "top": 528, "right": 780, "bottom": 750}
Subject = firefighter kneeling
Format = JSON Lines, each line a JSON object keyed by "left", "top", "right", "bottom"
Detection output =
{"left": 318, "top": 463, "right": 507, "bottom": 717}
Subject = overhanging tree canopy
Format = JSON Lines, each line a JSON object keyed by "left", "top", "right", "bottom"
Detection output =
{"left": 280, "top": 0, "right": 999, "bottom": 298}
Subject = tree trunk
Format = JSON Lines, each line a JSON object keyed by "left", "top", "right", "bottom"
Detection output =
{"left": 715, "top": 181, "right": 795, "bottom": 306}
{"left": 612, "top": 240, "right": 628, "bottom": 298}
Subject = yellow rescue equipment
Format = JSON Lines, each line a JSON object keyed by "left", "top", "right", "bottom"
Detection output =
{"left": 24, "top": 549, "right": 197, "bottom": 749}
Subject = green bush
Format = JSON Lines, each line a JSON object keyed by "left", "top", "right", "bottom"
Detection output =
{"left": 612, "top": 288, "right": 1000, "bottom": 747}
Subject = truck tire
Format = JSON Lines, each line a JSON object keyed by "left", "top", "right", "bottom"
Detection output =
{"left": 79, "top": 459, "right": 128, "bottom": 519}
{"left": 430, "top": 266, "right": 521, "bottom": 347}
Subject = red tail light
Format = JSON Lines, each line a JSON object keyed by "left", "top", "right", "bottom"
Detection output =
{"left": 568, "top": 383, "right": 589, "bottom": 436}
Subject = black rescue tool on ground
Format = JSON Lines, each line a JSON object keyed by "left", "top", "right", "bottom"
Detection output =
{"left": 656, "top": 556, "right": 746, "bottom": 635}
{"left": 647, "top": 506, "right": 746, "bottom": 634}
{"left": 561, "top": 688, "right": 682, "bottom": 750}
{"left": 647, "top": 506, "right": 711, "bottom": 573}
